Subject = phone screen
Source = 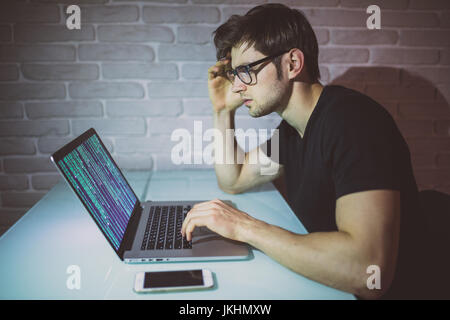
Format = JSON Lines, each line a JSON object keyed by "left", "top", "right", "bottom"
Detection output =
{"left": 144, "top": 270, "right": 204, "bottom": 288}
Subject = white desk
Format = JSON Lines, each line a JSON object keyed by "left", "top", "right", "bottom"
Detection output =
{"left": 0, "top": 170, "right": 355, "bottom": 300}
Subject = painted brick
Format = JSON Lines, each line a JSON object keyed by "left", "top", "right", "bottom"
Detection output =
{"left": 441, "top": 50, "right": 450, "bottom": 65}
{"left": 22, "top": 64, "right": 99, "bottom": 81}
{"left": 69, "top": 82, "right": 145, "bottom": 99}
{"left": 193, "top": 0, "right": 271, "bottom": 4}
{"left": 0, "top": 175, "right": 28, "bottom": 191}
{"left": 3, "top": 157, "right": 56, "bottom": 174}
{"left": 31, "top": 174, "right": 61, "bottom": 190}
{"left": 183, "top": 98, "right": 212, "bottom": 116}
{"left": 441, "top": 12, "right": 450, "bottom": 28}
{"left": 0, "top": 65, "right": 19, "bottom": 81}
{"left": 0, "top": 120, "right": 69, "bottom": 137}
{"left": 106, "top": 100, "right": 182, "bottom": 117}
{"left": 398, "top": 103, "right": 450, "bottom": 120}
{"left": 159, "top": 44, "right": 216, "bottom": 62}
{"left": 366, "top": 85, "right": 436, "bottom": 101}
{"left": 396, "top": 120, "right": 435, "bottom": 138}
{"left": 25, "top": 101, "right": 103, "bottom": 119}
{"left": 0, "top": 102, "right": 23, "bottom": 119}
{"left": 80, "top": 5, "right": 139, "bottom": 23}
{"left": 399, "top": 30, "right": 450, "bottom": 47}
{"left": 314, "top": 28, "right": 330, "bottom": 45}
{"left": 303, "top": 9, "right": 366, "bottom": 27}
{"left": 331, "top": 29, "right": 398, "bottom": 45}
{"left": 401, "top": 67, "right": 450, "bottom": 85}
{"left": 72, "top": 119, "right": 146, "bottom": 136}
{"left": 413, "top": 169, "right": 450, "bottom": 187}
{"left": 0, "top": 83, "right": 66, "bottom": 101}
{"left": 102, "top": 63, "right": 178, "bottom": 80}
{"left": 319, "top": 48, "right": 369, "bottom": 63}
{"left": 98, "top": 25, "right": 174, "bottom": 43}
{"left": 410, "top": 153, "right": 436, "bottom": 169}
{"left": 143, "top": 6, "right": 220, "bottom": 24}
{"left": 406, "top": 138, "right": 450, "bottom": 154}
{"left": 0, "top": 4, "right": 59, "bottom": 23}
{"left": 0, "top": 45, "right": 76, "bottom": 62}
{"left": 37, "top": 136, "right": 114, "bottom": 154}
{"left": 15, "top": 25, "right": 95, "bottom": 42}
{"left": 79, "top": 44, "right": 154, "bottom": 61}
{"left": 435, "top": 120, "right": 450, "bottom": 137}
{"left": 115, "top": 136, "right": 173, "bottom": 154}
{"left": 329, "top": 66, "right": 400, "bottom": 85}
{"left": 340, "top": 0, "right": 408, "bottom": 9}
{"left": 436, "top": 154, "right": 450, "bottom": 168}
{"left": 147, "top": 117, "right": 212, "bottom": 135}
{"left": 178, "top": 26, "right": 215, "bottom": 45}
{"left": 0, "top": 139, "right": 36, "bottom": 156}
{"left": 409, "top": 0, "right": 450, "bottom": 9}
{"left": 148, "top": 81, "right": 209, "bottom": 98}
{"left": 0, "top": 26, "right": 11, "bottom": 42}
{"left": 182, "top": 63, "right": 211, "bottom": 80}
{"left": 381, "top": 11, "right": 439, "bottom": 28}
{"left": 371, "top": 49, "right": 439, "bottom": 65}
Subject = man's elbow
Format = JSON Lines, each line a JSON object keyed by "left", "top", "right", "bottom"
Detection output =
{"left": 217, "top": 183, "right": 242, "bottom": 195}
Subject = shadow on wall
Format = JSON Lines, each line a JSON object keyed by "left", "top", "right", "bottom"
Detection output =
{"left": 331, "top": 67, "right": 450, "bottom": 299}
{"left": 330, "top": 66, "right": 450, "bottom": 195}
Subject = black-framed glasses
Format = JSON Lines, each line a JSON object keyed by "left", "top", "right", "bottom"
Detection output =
{"left": 225, "top": 50, "right": 289, "bottom": 85}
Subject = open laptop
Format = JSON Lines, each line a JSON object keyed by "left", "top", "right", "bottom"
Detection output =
{"left": 50, "top": 128, "right": 250, "bottom": 263}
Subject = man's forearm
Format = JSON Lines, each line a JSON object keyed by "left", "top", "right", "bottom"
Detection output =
{"left": 239, "top": 220, "right": 383, "bottom": 299}
{"left": 213, "top": 109, "right": 244, "bottom": 191}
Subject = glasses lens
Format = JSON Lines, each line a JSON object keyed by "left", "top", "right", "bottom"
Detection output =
{"left": 237, "top": 67, "right": 252, "bottom": 84}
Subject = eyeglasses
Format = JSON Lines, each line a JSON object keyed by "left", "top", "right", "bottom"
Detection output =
{"left": 225, "top": 51, "right": 289, "bottom": 85}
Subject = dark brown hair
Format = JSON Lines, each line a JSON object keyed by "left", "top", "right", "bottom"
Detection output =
{"left": 213, "top": 3, "right": 320, "bottom": 82}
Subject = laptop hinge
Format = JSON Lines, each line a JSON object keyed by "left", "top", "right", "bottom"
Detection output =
{"left": 118, "top": 202, "right": 143, "bottom": 259}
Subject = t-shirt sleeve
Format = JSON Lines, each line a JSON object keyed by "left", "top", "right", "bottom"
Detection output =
{"left": 323, "top": 97, "right": 402, "bottom": 200}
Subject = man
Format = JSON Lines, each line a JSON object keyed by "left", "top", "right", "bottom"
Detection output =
{"left": 181, "top": 4, "right": 422, "bottom": 299}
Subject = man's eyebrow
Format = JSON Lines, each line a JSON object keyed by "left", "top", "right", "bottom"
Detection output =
{"left": 231, "top": 61, "right": 250, "bottom": 69}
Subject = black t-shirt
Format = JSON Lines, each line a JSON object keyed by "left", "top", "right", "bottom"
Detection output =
{"left": 271, "top": 85, "right": 423, "bottom": 299}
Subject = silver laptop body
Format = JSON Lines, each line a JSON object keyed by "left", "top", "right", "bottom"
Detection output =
{"left": 51, "top": 128, "right": 250, "bottom": 263}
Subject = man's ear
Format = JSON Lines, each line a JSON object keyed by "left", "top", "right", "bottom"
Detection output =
{"left": 286, "top": 48, "right": 305, "bottom": 80}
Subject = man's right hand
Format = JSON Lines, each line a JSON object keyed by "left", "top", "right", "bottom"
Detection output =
{"left": 207, "top": 55, "right": 244, "bottom": 113}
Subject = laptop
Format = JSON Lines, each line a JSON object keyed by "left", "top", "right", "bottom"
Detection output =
{"left": 50, "top": 128, "right": 250, "bottom": 263}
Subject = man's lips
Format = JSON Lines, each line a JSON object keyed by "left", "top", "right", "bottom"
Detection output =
{"left": 243, "top": 98, "right": 252, "bottom": 106}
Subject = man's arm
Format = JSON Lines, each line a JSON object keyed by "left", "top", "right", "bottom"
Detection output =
{"left": 181, "top": 189, "right": 400, "bottom": 299}
{"left": 214, "top": 109, "right": 284, "bottom": 194}
{"left": 209, "top": 57, "right": 283, "bottom": 194}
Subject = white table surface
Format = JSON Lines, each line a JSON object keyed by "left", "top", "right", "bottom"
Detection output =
{"left": 0, "top": 170, "right": 355, "bottom": 300}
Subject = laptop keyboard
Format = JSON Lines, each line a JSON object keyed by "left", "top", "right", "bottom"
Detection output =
{"left": 141, "top": 205, "right": 192, "bottom": 250}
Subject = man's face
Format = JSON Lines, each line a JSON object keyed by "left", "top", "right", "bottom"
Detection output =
{"left": 230, "top": 43, "right": 290, "bottom": 117}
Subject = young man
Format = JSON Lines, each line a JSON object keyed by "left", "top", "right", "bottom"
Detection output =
{"left": 181, "top": 4, "right": 423, "bottom": 299}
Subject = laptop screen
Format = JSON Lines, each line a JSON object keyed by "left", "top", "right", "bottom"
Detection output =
{"left": 56, "top": 132, "right": 138, "bottom": 251}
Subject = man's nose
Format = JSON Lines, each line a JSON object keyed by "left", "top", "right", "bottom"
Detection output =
{"left": 231, "top": 76, "right": 247, "bottom": 93}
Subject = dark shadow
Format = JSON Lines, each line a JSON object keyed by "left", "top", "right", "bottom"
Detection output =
{"left": 331, "top": 67, "right": 450, "bottom": 299}
{"left": 331, "top": 66, "right": 450, "bottom": 195}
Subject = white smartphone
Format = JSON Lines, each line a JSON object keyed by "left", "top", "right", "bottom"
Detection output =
{"left": 134, "top": 269, "right": 214, "bottom": 293}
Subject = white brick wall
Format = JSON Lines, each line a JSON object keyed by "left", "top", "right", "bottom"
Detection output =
{"left": 0, "top": 0, "right": 449, "bottom": 235}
